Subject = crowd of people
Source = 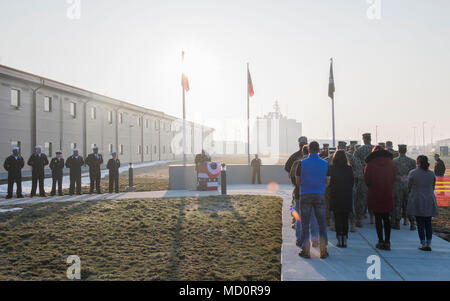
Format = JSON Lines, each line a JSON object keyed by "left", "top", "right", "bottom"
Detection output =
{"left": 3, "top": 145, "right": 122, "bottom": 198}
{"left": 285, "top": 133, "right": 444, "bottom": 258}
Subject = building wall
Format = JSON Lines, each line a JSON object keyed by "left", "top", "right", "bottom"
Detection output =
{"left": 0, "top": 65, "right": 213, "bottom": 171}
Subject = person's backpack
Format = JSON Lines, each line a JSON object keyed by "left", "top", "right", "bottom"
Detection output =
{"left": 289, "top": 159, "right": 301, "bottom": 185}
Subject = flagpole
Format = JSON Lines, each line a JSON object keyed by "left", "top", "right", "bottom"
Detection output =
{"left": 330, "top": 57, "right": 336, "bottom": 148}
{"left": 182, "top": 51, "right": 187, "bottom": 166}
{"left": 247, "top": 62, "right": 250, "bottom": 165}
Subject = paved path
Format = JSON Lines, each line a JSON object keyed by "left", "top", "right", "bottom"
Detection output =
{"left": 1, "top": 184, "right": 449, "bottom": 281}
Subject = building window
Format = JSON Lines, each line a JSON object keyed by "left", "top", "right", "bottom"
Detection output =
{"left": 44, "top": 96, "right": 52, "bottom": 112}
{"left": 154, "top": 145, "right": 157, "bottom": 154}
{"left": 145, "top": 119, "right": 149, "bottom": 129}
{"left": 91, "top": 107, "right": 96, "bottom": 119}
{"left": 146, "top": 145, "right": 149, "bottom": 154}
{"left": 119, "top": 112, "right": 123, "bottom": 124}
{"left": 70, "top": 102, "right": 76, "bottom": 118}
{"left": 138, "top": 145, "right": 142, "bottom": 154}
{"left": 11, "top": 141, "right": 21, "bottom": 151}
{"left": 70, "top": 142, "right": 77, "bottom": 150}
{"left": 138, "top": 117, "right": 142, "bottom": 127}
{"left": 11, "top": 89, "right": 20, "bottom": 108}
{"left": 163, "top": 145, "right": 166, "bottom": 154}
{"left": 107, "top": 111, "right": 113, "bottom": 124}
{"left": 120, "top": 144, "right": 124, "bottom": 155}
{"left": 44, "top": 142, "right": 53, "bottom": 157}
{"left": 108, "top": 144, "right": 113, "bottom": 153}
{"left": 155, "top": 120, "right": 159, "bottom": 130}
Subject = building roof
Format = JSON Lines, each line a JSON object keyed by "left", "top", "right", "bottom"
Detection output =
{"left": 0, "top": 64, "right": 213, "bottom": 131}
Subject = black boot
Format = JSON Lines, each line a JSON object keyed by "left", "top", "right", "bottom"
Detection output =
{"left": 342, "top": 235, "right": 348, "bottom": 248}
{"left": 336, "top": 235, "right": 343, "bottom": 248}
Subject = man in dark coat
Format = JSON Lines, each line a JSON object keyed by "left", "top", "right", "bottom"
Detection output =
{"left": 27, "top": 145, "right": 49, "bottom": 197}
{"left": 434, "top": 154, "right": 446, "bottom": 177}
{"left": 50, "top": 150, "right": 65, "bottom": 196}
{"left": 3, "top": 146, "right": 24, "bottom": 199}
{"left": 250, "top": 154, "right": 262, "bottom": 184}
{"left": 65, "top": 148, "right": 84, "bottom": 195}
{"left": 107, "top": 151, "right": 121, "bottom": 193}
{"left": 86, "top": 146, "right": 103, "bottom": 194}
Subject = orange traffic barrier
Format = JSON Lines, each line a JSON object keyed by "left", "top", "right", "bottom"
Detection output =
{"left": 435, "top": 176, "right": 450, "bottom": 207}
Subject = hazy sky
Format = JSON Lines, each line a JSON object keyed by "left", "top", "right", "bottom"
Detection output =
{"left": 1, "top": 0, "right": 449, "bottom": 146}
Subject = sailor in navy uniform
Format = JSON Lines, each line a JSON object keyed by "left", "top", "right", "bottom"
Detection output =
{"left": 3, "top": 146, "right": 24, "bottom": 199}
{"left": 50, "top": 150, "right": 65, "bottom": 196}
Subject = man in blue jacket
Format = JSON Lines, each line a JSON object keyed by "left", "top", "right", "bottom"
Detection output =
{"left": 296, "top": 141, "right": 329, "bottom": 259}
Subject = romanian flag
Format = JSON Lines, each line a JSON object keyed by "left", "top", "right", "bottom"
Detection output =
{"left": 248, "top": 67, "right": 254, "bottom": 97}
{"left": 182, "top": 73, "right": 189, "bottom": 92}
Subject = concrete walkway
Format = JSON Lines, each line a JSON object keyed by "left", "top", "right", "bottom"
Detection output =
{"left": 0, "top": 184, "right": 449, "bottom": 281}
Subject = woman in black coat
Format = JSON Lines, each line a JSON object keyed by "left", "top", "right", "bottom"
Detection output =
{"left": 328, "top": 150, "right": 354, "bottom": 248}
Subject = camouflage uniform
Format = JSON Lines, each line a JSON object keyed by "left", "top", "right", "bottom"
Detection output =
{"left": 392, "top": 151, "right": 416, "bottom": 228}
{"left": 354, "top": 138, "right": 374, "bottom": 224}
{"left": 346, "top": 151, "right": 363, "bottom": 226}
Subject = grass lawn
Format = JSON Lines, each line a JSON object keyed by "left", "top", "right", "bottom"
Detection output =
{"left": 62, "top": 175, "right": 169, "bottom": 194}
{"left": 0, "top": 195, "right": 282, "bottom": 281}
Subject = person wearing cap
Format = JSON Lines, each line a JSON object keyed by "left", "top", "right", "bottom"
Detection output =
{"left": 320, "top": 144, "right": 330, "bottom": 159}
{"left": 386, "top": 141, "right": 399, "bottom": 158}
{"left": 354, "top": 133, "right": 375, "bottom": 226}
{"left": 27, "top": 145, "right": 49, "bottom": 197}
{"left": 349, "top": 141, "right": 358, "bottom": 155}
{"left": 392, "top": 144, "right": 417, "bottom": 230}
{"left": 250, "top": 154, "right": 262, "bottom": 184}
{"left": 107, "top": 151, "right": 121, "bottom": 193}
{"left": 285, "top": 136, "right": 308, "bottom": 228}
{"left": 49, "top": 150, "right": 65, "bottom": 196}
{"left": 85, "top": 146, "right": 104, "bottom": 194}
{"left": 378, "top": 142, "right": 386, "bottom": 149}
{"left": 433, "top": 154, "right": 446, "bottom": 177}
{"left": 65, "top": 148, "right": 84, "bottom": 195}
{"left": 3, "top": 146, "right": 24, "bottom": 199}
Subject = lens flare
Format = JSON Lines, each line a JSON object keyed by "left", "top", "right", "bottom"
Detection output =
{"left": 267, "top": 181, "right": 279, "bottom": 194}
{"left": 289, "top": 205, "right": 301, "bottom": 222}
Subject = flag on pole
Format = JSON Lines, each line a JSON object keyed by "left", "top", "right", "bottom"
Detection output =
{"left": 182, "top": 73, "right": 190, "bottom": 92}
{"left": 328, "top": 58, "right": 335, "bottom": 100}
{"left": 248, "top": 67, "right": 254, "bottom": 97}
{"left": 181, "top": 51, "right": 189, "bottom": 92}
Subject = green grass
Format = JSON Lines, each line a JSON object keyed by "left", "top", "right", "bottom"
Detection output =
{"left": 0, "top": 195, "right": 282, "bottom": 281}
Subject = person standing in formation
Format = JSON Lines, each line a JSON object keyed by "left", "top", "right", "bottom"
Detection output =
{"left": 336, "top": 141, "right": 362, "bottom": 232}
{"left": 296, "top": 141, "right": 329, "bottom": 259}
{"left": 66, "top": 149, "right": 84, "bottom": 195}
{"left": 293, "top": 145, "right": 319, "bottom": 248}
{"left": 86, "top": 146, "right": 104, "bottom": 194}
{"left": 328, "top": 150, "right": 354, "bottom": 248}
{"left": 49, "top": 150, "right": 65, "bottom": 196}
{"left": 433, "top": 154, "right": 446, "bottom": 177}
{"left": 3, "top": 146, "right": 24, "bottom": 199}
{"left": 386, "top": 141, "right": 399, "bottom": 158}
{"left": 364, "top": 146, "right": 396, "bottom": 250}
{"left": 354, "top": 133, "right": 375, "bottom": 226}
{"left": 285, "top": 136, "right": 309, "bottom": 228}
{"left": 407, "top": 155, "right": 439, "bottom": 251}
{"left": 27, "top": 145, "right": 49, "bottom": 197}
{"left": 107, "top": 151, "right": 121, "bottom": 193}
{"left": 392, "top": 144, "right": 417, "bottom": 230}
{"left": 251, "top": 154, "right": 262, "bottom": 184}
